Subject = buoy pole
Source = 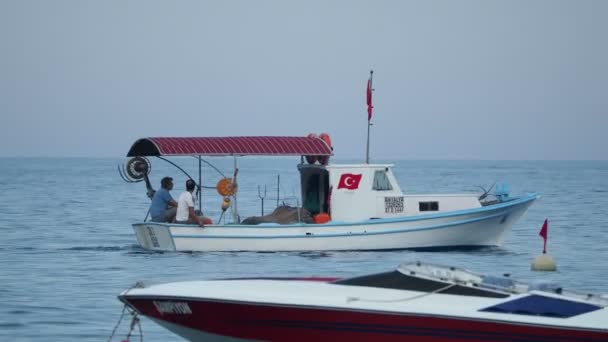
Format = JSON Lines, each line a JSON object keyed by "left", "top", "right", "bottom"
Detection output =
{"left": 540, "top": 218, "right": 548, "bottom": 254}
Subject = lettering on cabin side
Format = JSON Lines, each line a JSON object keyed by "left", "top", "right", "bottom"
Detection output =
{"left": 153, "top": 301, "right": 193, "bottom": 315}
{"left": 147, "top": 226, "right": 160, "bottom": 248}
{"left": 384, "top": 196, "right": 404, "bottom": 213}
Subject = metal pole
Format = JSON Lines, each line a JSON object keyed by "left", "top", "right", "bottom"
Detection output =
{"left": 198, "top": 156, "right": 202, "bottom": 213}
{"left": 258, "top": 185, "right": 267, "bottom": 216}
{"left": 277, "top": 174, "right": 280, "bottom": 207}
{"left": 366, "top": 70, "right": 373, "bottom": 164}
{"left": 366, "top": 121, "right": 371, "bottom": 164}
{"left": 233, "top": 156, "right": 239, "bottom": 223}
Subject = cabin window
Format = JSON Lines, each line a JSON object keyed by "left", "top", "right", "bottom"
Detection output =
{"left": 373, "top": 170, "right": 393, "bottom": 191}
{"left": 419, "top": 201, "right": 439, "bottom": 211}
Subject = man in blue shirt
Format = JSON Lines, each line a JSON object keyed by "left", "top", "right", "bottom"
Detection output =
{"left": 149, "top": 176, "right": 177, "bottom": 222}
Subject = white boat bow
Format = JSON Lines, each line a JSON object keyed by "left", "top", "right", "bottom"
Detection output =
{"left": 118, "top": 261, "right": 608, "bottom": 341}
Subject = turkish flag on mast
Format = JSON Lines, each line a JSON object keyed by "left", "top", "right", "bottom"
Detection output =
{"left": 366, "top": 78, "right": 373, "bottom": 121}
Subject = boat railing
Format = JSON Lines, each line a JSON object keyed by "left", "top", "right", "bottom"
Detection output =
{"left": 530, "top": 287, "right": 608, "bottom": 307}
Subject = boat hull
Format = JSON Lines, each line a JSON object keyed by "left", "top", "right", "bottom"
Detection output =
{"left": 132, "top": 194, "right": 537, "bottom": 252}
{"left": 120, "top": 296, "right": 607, "bottom": 342}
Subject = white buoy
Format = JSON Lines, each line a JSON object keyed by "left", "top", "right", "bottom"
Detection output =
{"left": 531, "top": 253, "right": 557, "bottom": 271}
{"left": 531, "top": 218, "right": 557, "bottom": 271}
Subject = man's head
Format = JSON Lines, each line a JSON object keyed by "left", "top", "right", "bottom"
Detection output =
{"left": 161, "top": 176, "right": 173, "bottom": 190}
{"left": 186, "top": 179, "right": 196, "bottom": 192}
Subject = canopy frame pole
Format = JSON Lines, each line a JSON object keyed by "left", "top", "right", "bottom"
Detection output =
{"left": 157, "top": 156, "right": 196, "bottom": 182}
{"left": 198, "top": 156, "right": 202, "bottom": 214}
{"left": 233, "top": 156, "right": 239, "bottom": 223}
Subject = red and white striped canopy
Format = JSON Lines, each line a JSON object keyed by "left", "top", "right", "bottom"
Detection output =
{"left": 127, "top": 136, "right": 333, "bottom": 157}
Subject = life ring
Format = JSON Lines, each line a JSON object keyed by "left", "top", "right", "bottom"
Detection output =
{"left": 305, "top": 133, "right": 318, "bottom": 164}
{"left": 317, "top": 133, "right": 332, "bottom": 165}
{"left": 216, "top": 178, "right": 237, "bottom": 196}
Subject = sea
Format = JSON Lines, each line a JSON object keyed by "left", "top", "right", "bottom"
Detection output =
{"left": 1, "top": 157, "right": 607, "bottom": 341}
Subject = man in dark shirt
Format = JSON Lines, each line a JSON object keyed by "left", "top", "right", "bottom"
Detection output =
{"left": 149, "top": 176, "right": 177, "bottom": 222}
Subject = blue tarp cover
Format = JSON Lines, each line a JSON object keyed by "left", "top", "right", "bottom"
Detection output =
{"left": 480, "top": 294, "right": 601, "bottom": 318}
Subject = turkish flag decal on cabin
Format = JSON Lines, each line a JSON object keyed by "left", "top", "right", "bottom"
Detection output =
{"left": 337, "top": 173, "right": 363, "bottom": 190}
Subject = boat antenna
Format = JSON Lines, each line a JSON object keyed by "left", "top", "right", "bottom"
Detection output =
{"left": 257, "top": 184, "right": 267, "bottom": 216}
{"left": 366, "top": 69, "right": 374, "bottom": 164}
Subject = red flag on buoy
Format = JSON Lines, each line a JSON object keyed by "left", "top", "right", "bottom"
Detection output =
{"left": 539, "top": 219, "right": 548, "bottom": 254}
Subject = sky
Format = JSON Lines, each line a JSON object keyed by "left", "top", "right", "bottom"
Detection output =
{"left": 1, "top": 1, "right": 606, "bottom": 160}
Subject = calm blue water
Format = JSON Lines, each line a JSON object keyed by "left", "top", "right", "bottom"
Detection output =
{"left": 1, "top": 158, "right": 607, "bottom": 341}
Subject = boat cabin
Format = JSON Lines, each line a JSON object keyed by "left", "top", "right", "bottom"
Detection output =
{"left": 299, "top": 163, "right": 481, "bottom": 222}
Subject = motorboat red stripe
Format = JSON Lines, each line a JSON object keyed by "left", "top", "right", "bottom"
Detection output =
{"left": 120, "top": 297, "right": 608, "bottom": 342}
{"left": 126, "top": 136, "right": 333, "bottom": 157}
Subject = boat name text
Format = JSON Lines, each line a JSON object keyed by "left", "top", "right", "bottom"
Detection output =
{"left": 146, "top": 226, "right": 160, "bottom": 248}
{"left": 384, "top": 196, "right": 404, "bottom": 213}
{"left": 153, "top": 301, "right": 192, "bottom": 315}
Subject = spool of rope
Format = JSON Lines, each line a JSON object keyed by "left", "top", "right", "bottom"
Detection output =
{"left": 125, "top": 157, "right": 150, "bottom": 180}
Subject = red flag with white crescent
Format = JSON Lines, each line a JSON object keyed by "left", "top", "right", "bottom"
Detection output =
{"left": 338, "top": 173, "right": 362, "bottom": 190}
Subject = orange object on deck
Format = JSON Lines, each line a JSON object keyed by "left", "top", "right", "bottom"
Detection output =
{"left": 216, "top": 178, "right": 236, "bottom": 196}
{"left": 313, "top": 213, "right": 331, "bottom": 224}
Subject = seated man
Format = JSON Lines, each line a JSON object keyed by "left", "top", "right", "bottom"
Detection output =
{"left": 149, "top": 176, "right": 177, "bottom": 222}
{"left": 176, "top": 179, "right": 209, "bottom": 227}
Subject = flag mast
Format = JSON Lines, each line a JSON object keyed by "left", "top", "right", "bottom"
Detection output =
{"left": 366, "top": 70, "right": 374, "bottom": 164}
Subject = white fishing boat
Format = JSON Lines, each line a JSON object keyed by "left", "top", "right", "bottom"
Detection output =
{"left": 119, "top": 135, "right": 538, "bottom": 252}
{"left": 118, "top": 261, "right": 608, "bottom": 341}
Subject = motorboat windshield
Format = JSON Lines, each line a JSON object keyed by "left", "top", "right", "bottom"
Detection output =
{"left": 333, "top": 262, "right": 511, "bottom": 298}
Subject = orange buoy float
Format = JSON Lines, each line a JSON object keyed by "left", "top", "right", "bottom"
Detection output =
{"left": 216, "top": 178, "right": 237, "bottom": 196}
{"left": 305, "top": 133, "right": 318, "bottom": 164}
{"left": 317, "top": 133, "right": 332, "bottom": 165}
{"left": 313, "top": 213, "right": 331, "bottom": 224}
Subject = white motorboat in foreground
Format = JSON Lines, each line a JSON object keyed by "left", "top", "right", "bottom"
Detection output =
{"left": 120, "top": 135, "right": 538, "bottom": 252}
{"left": 118, "top": 261, "right": 608, "bottom": 341}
